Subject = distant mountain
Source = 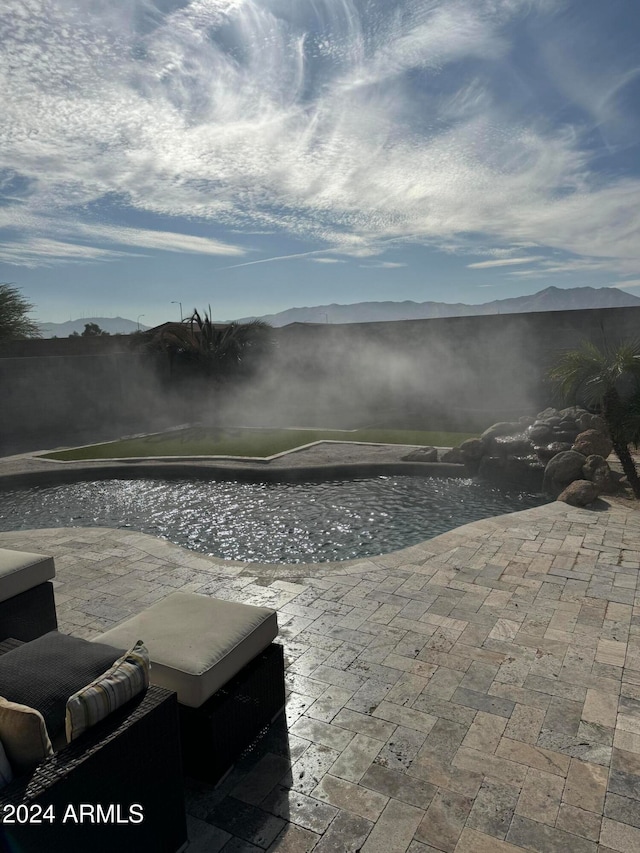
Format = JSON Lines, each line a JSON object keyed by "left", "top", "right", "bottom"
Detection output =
{"left": 231, "top": 286, "right": 640, "bottom": 326}
{"left": 38, "top": 287, "right": 640, "bottom": 336}
{"left": 39, "top": 317, "right": 150, "bottom": 338}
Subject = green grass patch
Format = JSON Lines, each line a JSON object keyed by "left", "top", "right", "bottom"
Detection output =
{"left": 42, "top": 427, "right": 478, "bottom": 461}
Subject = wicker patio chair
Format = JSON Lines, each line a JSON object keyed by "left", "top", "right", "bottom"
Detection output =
{"left": 0, "top": 549, "right": 57, "bottom": 642}
{"left": 0, "top": 583, "right": 57, "bottom": 642}
{"left": 0, "top": 683, "right": 188, "bottom": 853}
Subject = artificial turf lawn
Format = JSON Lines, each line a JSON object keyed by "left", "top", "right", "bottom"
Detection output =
{"left": 42, "top": 427, "right": 478, "bottom": 460}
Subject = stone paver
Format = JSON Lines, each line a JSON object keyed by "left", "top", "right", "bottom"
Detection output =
{"left": 1, "top": 453, "right": 639, "bottom": 852}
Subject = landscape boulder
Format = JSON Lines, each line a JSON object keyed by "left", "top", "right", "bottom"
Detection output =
{"left": 558, "top": 417, "right": 578, "bottom": 431}
{"left": 441, "top": 404, "right": 614, "bottom": 493}
{"left": 441, "top": 447, "right": 465, "bottom": 464}
{"left": 527, "top": 423, "right": 554, "bottom": 444}
{"left": 537, "top": 407, "right": 559, "bottom": 420}
{"left": 543, "top": 450, "right": 587, "bottom": 496}
{"left": 582, "top": 454, "right": 616, "bottom": 494}
{"left": 557, "top": 480, "right": 600, "bottom": 507}
{"left": 478, "top": 454, "right": 544, "bottom": 490}
{"left": 572, "top": 429, "right": 613, "bottom": 460}
{"left": 559, "top": 406, "right": 586, "bottom": 420}
{"left": 492, "top": 435, "right": 535, "bottom": 457}
{"left": 554, "top": 430, "right": 581, "bottom": 445}
{"left": 458, "top": 438, "right": 485, "bottom": 462}
{"left": 535, "top": 442, "right": 572, "bottom": 465}
{"left": 577, "top": 412, "right": 608, "bottom": 433}
{"left": 480, "top": 422, "right": 522, "bottom": 441}
{"left": 402, "top": 446, "right": 438, "bottom": 463}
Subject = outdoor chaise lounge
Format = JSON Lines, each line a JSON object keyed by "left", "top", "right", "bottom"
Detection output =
{"left": 0, "top": 548, "right": 58, "bottom": 641}
{"left": 95, "top": 591, "right": 287, "bottom": 784}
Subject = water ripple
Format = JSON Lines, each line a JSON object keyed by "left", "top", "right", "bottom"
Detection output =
{"left": 0, "top": 477, "right": 548, "bottom": 563}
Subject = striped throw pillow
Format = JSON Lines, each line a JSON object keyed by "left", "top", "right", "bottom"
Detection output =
{"left": 65, "top": 641, "right": 150, "bottom": 742}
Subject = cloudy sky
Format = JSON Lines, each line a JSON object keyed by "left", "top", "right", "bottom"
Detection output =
{"left": 2, "top": 0, "right": 639, "bottom": 325}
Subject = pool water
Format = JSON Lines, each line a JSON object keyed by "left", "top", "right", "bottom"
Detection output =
{"left": 0, "top": 476, "right": 549, "bottom": 564}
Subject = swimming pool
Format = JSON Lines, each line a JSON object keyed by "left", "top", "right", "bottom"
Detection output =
{"left": 0, "top": 476, "right": 549, "bottom": 563}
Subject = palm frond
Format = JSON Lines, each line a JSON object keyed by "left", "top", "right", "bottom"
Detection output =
{"left": 548, "top": 338, "right": 640, "bottom": 407}
{"left": 152, "top": 306, "right": 274, "bottom": 382}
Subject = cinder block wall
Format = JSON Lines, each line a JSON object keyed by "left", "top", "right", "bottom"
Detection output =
{"left": 260, "top": 306, "right": 640, "bottom": 429}
{"left": 1, "top": 306, "right": 638, "bottom": 450}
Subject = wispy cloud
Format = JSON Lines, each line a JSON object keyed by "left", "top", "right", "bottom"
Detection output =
{"left": 0, "top": 238, "right": 131, "bottom": 268}
{"left": 611, "top": 280, "right": 640, "bottom": 289}
{"left": 508, "top": 257, "right": 628, "bottom": 277}
{"left": 77, "top": 225, "right": 246, "bottom": 257}
{"left": 1, "top": 0, "right": 639, "bottom": 280}
{"left": 309, "top": 257, "right": 347, "bottom": 264}
{"left": 360, "top": 261, "right": 408, "bottom": 269}
{"left": 467, "top": 257, "right": 541, "bottom": 269}
{"left": 0, "top": 215, "right": 246, "bottom": 266}
{"left": 219, "top": 249, "right": 333, "bottom": 270}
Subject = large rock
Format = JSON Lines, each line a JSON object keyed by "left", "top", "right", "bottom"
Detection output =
{"left": 558, "top": 480, "right": 600, "bottom": 507}
{"left": 543, "top": 450, "right": 587, "bottom": 496}
{"left": 582, "top": 454, "right": 616, "bottom": 494}
{"left": 558, "top": 418, "right": 578, "bottom": 433}
{"left": 492, "top": 435, "right": 535, "bottom": 457}
{"left": 552, "top": 430, "right": 579, "bottom": 445}
{"left": 441, "top": 447, "right": 465, "bottom": 464}
{"left": 559, "top": 406, "right": 586, "bottom": 421}
{"left": 577, "top": 412, "right": 608, "bottom": 433}
{"left": 502, "top": 455, "right": 545, "bottom": 485}
{"left": 480, "top": 422, "right": 521, "bottom": 444}
{"left": 478, "top": 454, "right": 544, "bottom": 490}
{"left": 528, "top": 423, "right": 553, "bottom": 444}
{"left": 536, "top": 442, "right": 572, "bottom": 465}
{"left": 478, "top": 455, "right": 502, "bottom": 479}
{"left": 537, "top": 407, "right": 559, "bottom": 420}
{"left": 402, "top": 446, "right": 438, "bottom": 462}
{"left": 458, "top": 438, "right": 485, "bottom": 462}
{"left": 572, "top": 429, "right": 613, "bottom": 460}
{"left": 474, "top": 407, "right": 611, "bottom": 495}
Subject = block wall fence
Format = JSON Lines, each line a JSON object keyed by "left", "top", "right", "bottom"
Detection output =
{"left": 1, "top": 305, "right": 638, "bottom": 452}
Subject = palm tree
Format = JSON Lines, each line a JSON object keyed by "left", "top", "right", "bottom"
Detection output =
{"left": 549, "top": 339, "right": 640, "bottom": 498}
{"left": 152, "top": 307, "right": 274, "bottom": 383}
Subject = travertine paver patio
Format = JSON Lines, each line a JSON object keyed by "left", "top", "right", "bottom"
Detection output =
{"left": 1, "top": 498, "right": 640, "bottom": 853}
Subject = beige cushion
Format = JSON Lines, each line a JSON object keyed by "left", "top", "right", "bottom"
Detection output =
{"left": 0, "top": 696, "right": 53, "bottom": 776}
{"left": 94, "top": 593, "right": 278, "bottom": 708}
{"left": 0, "top": 549, "right": 55, "bottom": 602}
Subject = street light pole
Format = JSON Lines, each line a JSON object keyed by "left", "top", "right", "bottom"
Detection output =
{"left": 136, "top": 314, "right": 145, "bottom": 331}
{"left": 171, "top": 301, "right": 183, "bottom": 321}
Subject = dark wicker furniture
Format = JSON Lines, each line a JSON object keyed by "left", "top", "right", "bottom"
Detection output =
{"left": 0, "top": 638, "right": 187, "bottom": 853}
{"left": 0, "top": 582, "right": 57, "bottom": 642}
{"left": 179, "top": 641, "right": 286, "bottom": 784}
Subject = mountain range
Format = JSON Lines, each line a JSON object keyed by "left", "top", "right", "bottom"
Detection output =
{"left": 39, "top": 286, "right": 640, "bottom": 336}
{"left": 38, "top": 316, "right": 150, "bottom": 338}
{"left": 232, "top": 286, "right": 640, "bottom": 326}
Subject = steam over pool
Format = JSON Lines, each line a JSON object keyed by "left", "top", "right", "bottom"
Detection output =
{"left": 0, "top": 477, "right": 548, "bottom": 564}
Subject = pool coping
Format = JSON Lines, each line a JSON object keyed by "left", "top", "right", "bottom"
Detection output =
{"left": 36, "top": 437, "right": 398, "bottom": 463}
{"left": 0, "top": 440, "right": 468, "bottom": 488}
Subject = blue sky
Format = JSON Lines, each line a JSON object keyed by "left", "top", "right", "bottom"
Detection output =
{"left": 1, "top": 0, "right": 639, "bottom": 326}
